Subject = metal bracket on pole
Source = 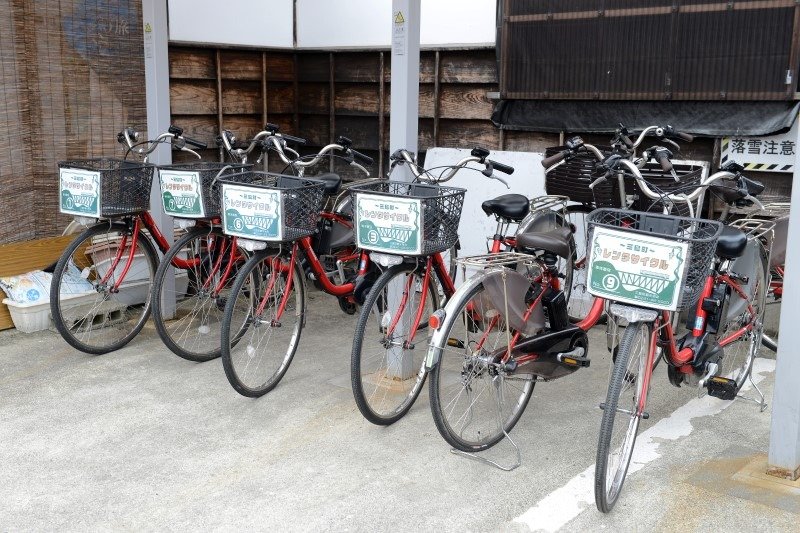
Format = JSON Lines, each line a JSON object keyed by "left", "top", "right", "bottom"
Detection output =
{"left": 142, "top": 0, "right": 175, "bottom": 316}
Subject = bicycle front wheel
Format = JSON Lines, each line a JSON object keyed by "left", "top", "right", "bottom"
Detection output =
{"left": 50, "top": 222, "right": 158, "bottom": 354}
{"left": 429, "top": 281, "right": 536, "bottom": 452}
{"left": 595, "top": 321, "right": 651, "bottom": 513}
{"left": 152, "top": 227, "right": 248, "bottom": 362}
{"left": 220, "top": 251, "right": 305, "bottom": 397}
{"left": 351, "top": 262, "right": 441, "bottom": 425}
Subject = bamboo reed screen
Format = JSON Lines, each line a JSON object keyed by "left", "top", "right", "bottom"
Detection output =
{"left": 0, "top": 0, "right": 147, "bottom": 244}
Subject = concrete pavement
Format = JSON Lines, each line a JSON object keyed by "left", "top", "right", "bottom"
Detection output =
{"left": 0, "top": 291, "right": 793, "bottom": 531}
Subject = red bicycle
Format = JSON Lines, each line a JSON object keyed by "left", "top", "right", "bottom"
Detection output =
{"left": 217, "top": 138, "right": 377, "bottom": 397}
{"left": 50, "top": 125, "right": 208, "bottom": 354}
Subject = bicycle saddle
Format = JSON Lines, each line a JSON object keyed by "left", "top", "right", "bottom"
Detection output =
{"left": 481, "top": 194, "right": 529, "bottom": 221}
{"left": 716, "top": 225, "right": 747, "bottom": 259}
{"left": 316, "top": 173, "right": 342, "bottom": 196}
{"left": 516, "top": 226, "right": 573, "bottom": 258}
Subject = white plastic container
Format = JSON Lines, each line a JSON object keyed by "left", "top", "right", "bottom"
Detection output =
{"left": 3, "top": 273, "right": 188, "bottom": 333}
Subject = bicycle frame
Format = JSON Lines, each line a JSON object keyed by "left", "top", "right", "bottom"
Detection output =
{"left": 99, "top": 212, "right": 242, "bottom": 295}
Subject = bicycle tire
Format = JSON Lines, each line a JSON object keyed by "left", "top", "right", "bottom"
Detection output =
{"left": 564, "top": 204, "right": 597, "bottom": 323}
{"left": 350, "top": 262, "right": 440, "bottom": 425}
{"left": 50, "top": 222, "right": 158, "bottom": 354}
{"left": 220, "top": 251, "right": 305, "bottom": 397}
{"left": 595, "top": 321, "right": 650, "bottom": 513}
{"left": 762, "top": 266, "right": 782, "bottom": 353}
{"left": 717, "top": 251, "right": 767, "bottom": 392}
{"left": 152, "top": 226, "right": 247, "bottom": 362}
{"left": 429, "top": 280, "right": 536, "bottom": 452}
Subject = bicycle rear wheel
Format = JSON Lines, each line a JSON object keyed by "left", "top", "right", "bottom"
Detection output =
{"left": 762, "top": 266, "right": 782, "bottom": 352}
{"left": 595, "top": 321, "right": 650, "bottom": 513}
{"left": 152, "top": 226, "right": 249, "bottom": 362}
{"left": 717, "top": 256, "right": 767, "bottom": 391}
{"left": 429, "top": 281, "right": 536, "bottom": 452}
{"left": 50, "top": 222, "right": 158, "bottom": 354}
{"left": 351, "top": 262, "right": 440, "bottom": 425}
{"left": 564, "top": 204, "right": 595, "bottom": 322}
{"left": 220, "top": 251, "right": 305, "bottom": 397}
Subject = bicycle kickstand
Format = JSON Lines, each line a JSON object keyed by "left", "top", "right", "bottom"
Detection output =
{"left": 449, "top": 374, "right": 522, "bottom": 471}
{"left": 737, "top": 372, "right": 768, "bottom": 413}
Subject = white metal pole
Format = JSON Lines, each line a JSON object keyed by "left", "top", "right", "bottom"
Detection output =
{"left": 389, "top": 0, "right": 421, "bottom": 182}
{"left": 387, "top": 0, "right": 421, "bottom": 379}
{"left": 142, "top": 0, "right": 175, "bottom": 316}
{"left": 767, "top": 119, "right": 800, "bottom": 480}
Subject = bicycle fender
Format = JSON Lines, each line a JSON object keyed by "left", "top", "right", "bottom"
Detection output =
{"left": 425, "top": 273, "right": 486, "bottom": 370}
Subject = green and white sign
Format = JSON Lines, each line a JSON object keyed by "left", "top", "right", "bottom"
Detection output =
{"left": 221, "top": 184, "right": 282, "bottom": 241}
{"left": 59, "top": 167, "right": 101, "bottom": 218}
{"left": 355, "top": 193, "right": 422, "bottom": 255}
{"left": 160, "top": 170, "right": 204, "bottom": 218}
{"left": 587, "top": 227, "right": 689, "bottom": 311}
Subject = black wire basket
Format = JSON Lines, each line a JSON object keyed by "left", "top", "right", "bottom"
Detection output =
{"left": 217, "top": 171, "right": 326, "bottom": 242}
{"left": 58, "top": 158, "right": 156, "bottom": 218}
{"left": 157, "top": 162, "right": 252, "bottom": 219}
{"left": 349, "top": 181, "right": 466, "bottom": 256}
{"left": 543, "top": 146, "right": 620, "bottom": 207}
{"left": 587, "top": 208, "right": 722, "bottom": 310}
{"left": 629, "top": 161, "right": 705, "bottom": 216}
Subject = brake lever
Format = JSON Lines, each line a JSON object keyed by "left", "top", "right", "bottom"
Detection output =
{"left": 489, "top": 173, "right": 510, "bottom": 189}
{"left": 745, "top": 194, "right": 764, "bottom": 211}
{"left": 350, "top": 161, "right": 371, "bottom": 177}
{"left": 182, "top": 147, "right": 202, "bottom": 160}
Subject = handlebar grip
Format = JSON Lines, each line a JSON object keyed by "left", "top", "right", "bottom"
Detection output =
{"left": 183, "top": 136, "right": 207, "bottom": 150}
{"left": 280, "top": 134, "right": 306, "bottom": 145}
{"left": 620, "top": 134, "right": 634, "bottom": 148}
{"left": 741, "top": 176, "right": 766, "bottom": 197}
{"left": 350, "top": 149, "right": 374, "bottom": 166}
{"left": 541, "top": 150, "right": 568, "bottom": 169}
{"left": 656, "top": 152, "right": 673, "bottom": 173}
{"left": 488, "top": 159, "right": 514, "bottom": 175}
{"left": 675, "top": 131, "right": 693, "bottom": 142}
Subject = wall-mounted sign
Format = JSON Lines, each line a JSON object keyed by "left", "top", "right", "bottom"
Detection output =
{"left": 721, "top": 117, "right": 797, "bottom": 172}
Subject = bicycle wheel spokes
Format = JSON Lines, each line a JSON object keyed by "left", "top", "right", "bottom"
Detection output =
{"left": 351, "top": 264, "right": 439, "bottom": 425}
{"left": 51, "top": 223, "right": 157, "bottom": 354}
{"left": 718, "top": 259, "right": 766, "bottom": 388}
{"left": 595, "top": 321, "right": 649, "bottom": 512}
{"left": 430, "top": 282, "right": 535, "bottom": 452}
{"left": 153, "top": 227, "right": 247, "bottom": 362}
{"left": 221, "top": 253, "right": 304, "bottom": 397}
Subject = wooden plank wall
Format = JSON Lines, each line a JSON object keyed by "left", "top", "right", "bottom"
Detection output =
{"left": 167, "top": 46, "right": 729, "bottom": 187}
{"left": 168, "top": 46, "right": 515, "bottom": 179}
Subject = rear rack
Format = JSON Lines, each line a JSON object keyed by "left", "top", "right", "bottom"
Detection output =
{"left": 457, "top": 251, "right": 538, "bottom": 270}
{"left": 529, "top": 195, "right": 569, "bottom": 217}
{"left": 729, "top": 218, "right": 776, "bottom": 241}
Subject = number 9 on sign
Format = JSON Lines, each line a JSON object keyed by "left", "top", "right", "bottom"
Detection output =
{"left": 603, "top": 274, "right": 620, "bottom": 291}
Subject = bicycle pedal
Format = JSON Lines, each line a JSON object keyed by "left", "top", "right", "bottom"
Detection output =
{"left": 557, "top": 348, "right": 590, "bottom": 367}
{"left": 706, "top": 376, "right": 737, "bottom": 400}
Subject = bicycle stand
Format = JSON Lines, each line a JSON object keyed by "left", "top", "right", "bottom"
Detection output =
{"left": 737, "top": 372, "right": 768, "bottom": 412}
{"left": 449, "top": 373, "right": 522, "bottom": 471}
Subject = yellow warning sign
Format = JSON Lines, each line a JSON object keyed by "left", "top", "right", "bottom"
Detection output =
{"left": 394, "top": 11, "right": 405, "bottom": 24}
{"left": 144, "top": 22, "right": 152, "bottom": 33}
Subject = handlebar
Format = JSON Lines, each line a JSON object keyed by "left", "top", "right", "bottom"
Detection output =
{"left": 118, "top": 125, "right": 202, "bottom": 161}
{"left": 390, "top": 147, "right": 514, "bottom": 188}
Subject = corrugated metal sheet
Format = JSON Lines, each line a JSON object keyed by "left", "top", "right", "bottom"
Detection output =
{"left": 500, "top": 0, "right": 800, "bottom": 101}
